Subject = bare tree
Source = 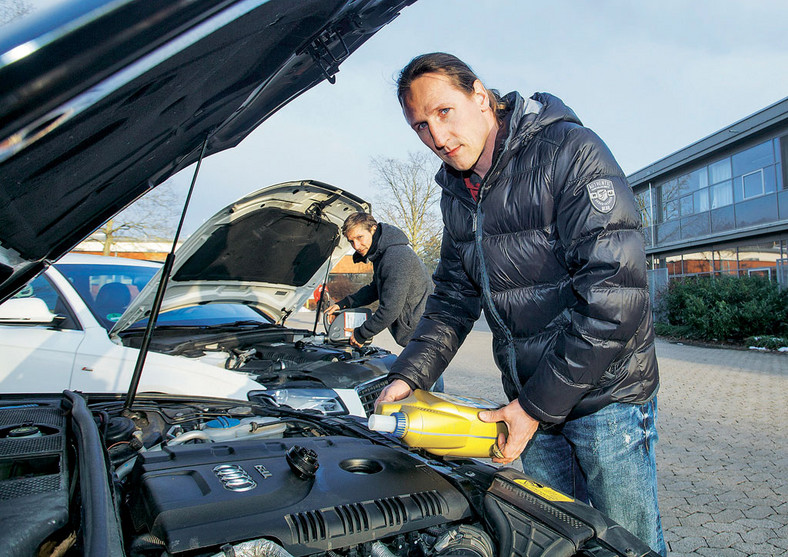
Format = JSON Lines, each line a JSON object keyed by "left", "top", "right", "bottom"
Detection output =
{"left": 91, "top": 180, "right": 185, "bottom": 255}
{"left": 371, "top": 151, "right": 443, "bottom": 271}
{"left": 0, "top": 0, "right": 33, "bottom": 26}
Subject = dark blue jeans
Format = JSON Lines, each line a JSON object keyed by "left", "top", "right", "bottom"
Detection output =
{"left": 520, "top": 399, "right": 667, "bottom": 556}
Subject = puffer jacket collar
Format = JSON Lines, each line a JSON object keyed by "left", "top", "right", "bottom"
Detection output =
{"left": 504, "top": 92, "right": 582, "bottom": 151}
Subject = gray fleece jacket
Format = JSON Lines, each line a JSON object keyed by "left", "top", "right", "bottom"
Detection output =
{"left": 337, "top": 223, "right": 433, "bottom": 347}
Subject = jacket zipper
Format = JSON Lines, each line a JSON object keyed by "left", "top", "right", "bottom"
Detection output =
{"left": 474, "top": 173, "right": 520, "bottom": 391}
{"left": 437, "top": 95, "right": 536, "bottom": 393}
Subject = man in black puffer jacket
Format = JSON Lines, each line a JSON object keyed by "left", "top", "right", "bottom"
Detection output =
{"left": 325, "top": 212, "right": 433, "bottom": 349}
{"left": 377, "top": 53, "right": 665, "bottom": 556}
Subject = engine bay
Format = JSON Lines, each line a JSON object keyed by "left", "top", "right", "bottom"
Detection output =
{"left": 120, "top": 326, "right": 394, "bottom": 400}
{"left": 0, "top": 394, "right": 660, "bottom": 557}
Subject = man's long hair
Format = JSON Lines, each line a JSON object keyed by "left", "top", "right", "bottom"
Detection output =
{"left": 396, "top": 52, "right": 507, "bottom": 124}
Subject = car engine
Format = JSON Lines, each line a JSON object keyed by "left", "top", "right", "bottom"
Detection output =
{"left": 130, "top": 437, "right": 473, "bottom": 555}
{"left": 120, "top": 325, "right": 395, "bottom": 417}
{"left": 101, "top": 394, "right": 495, "bottom": 557}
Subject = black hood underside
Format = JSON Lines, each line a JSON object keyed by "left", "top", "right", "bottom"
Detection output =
{"left": 0, "top": 0, "right": 414, "bottom": 301}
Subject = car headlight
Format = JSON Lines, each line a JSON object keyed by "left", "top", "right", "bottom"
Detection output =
{"left": 269, "top": 388, "right": 348, "bottom": 415}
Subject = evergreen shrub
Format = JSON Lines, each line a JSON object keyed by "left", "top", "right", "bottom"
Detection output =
{"left": 654, "top": 275, "right": 788, "bottom": 342}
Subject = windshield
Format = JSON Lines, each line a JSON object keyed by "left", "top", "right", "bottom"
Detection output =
{"left": 55, "top": 262, "right": 159, "bottom": 331}
{"left": 131, "top": 303, "right": 273, "bottom": 329}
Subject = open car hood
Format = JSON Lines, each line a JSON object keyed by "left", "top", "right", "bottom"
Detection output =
{"left": 0, "top": 0, "right": 414, "bottom": 303}
{"left": 111, "top": 181, "right": 366, "bottom": 333}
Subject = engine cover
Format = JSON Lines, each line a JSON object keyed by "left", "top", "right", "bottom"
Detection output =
{"left": 132, "top": 436, "right": 472, "bottom": 555}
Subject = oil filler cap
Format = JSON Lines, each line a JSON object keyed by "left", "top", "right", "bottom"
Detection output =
{"left": 8, "top": 425, "right": 42, "bottom": 438}
{"left": 286, "top": 445, "right": 319, "bottom": 479}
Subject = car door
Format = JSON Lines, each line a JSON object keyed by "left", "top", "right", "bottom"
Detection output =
{"left": 48, "top": 259, "right": 155, "bottom": 394}
{"left": 0, "top": 272, "right": 86, "bottom": 392}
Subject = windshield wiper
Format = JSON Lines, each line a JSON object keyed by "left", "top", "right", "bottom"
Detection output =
{"left": 123, "top": 324, "right": 199, "bottom": 332}
{"left": 205, "top": 320, "right": 271, "bottom": 329}
{"left": 123, "top": 320, "right": 271, "bottom": 332}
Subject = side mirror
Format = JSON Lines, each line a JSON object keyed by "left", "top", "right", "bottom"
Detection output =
{"left": 323, "top": 308, "right": 372, "bottom": 344}
{"left": 0, "top": 298, "right": 57, "bottom": 324}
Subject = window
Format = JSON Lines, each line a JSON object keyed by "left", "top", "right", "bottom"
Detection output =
{"left": 742, "top": 169, "right": 764, "bottom": 199}
{"left": 708, "top": 158, "right": 731, "bottom": 184}
{"left": 693, "top": 188, "right": 710, "bottom": 212}
{"left": 681, "top": 213, "right": 710, "bottom": 240}
{"left": 648, "top": 135, "right": 784, "bottom": 240}
{"left": 662, "top": 198, "right": 679, "bottom": 222}
{"left": 685, "top": 168, "right": 708, "bottom": 193}
{"left": 680, "top": 195, "right": 694, "bottom": 217}
{"left": 710, "top": 180, "right": 733, "bottom": 208}
{"left": 635, "top": 190, "right": 652, "bottom": 227}
{"left": 735, "top": 195, "right": 778, "bottom": 229}
{"left": 763, "top": 164, "right": 778, "bottom": 194}
{"left": 676, "top": 174, "right": 692, "bottom": 197}
{"left": 713, "top": 248, "right": 738, "bottom": 275}
{"left": 641, "top": 228, "right": 652, "bottom": 247}
{"left": 12, "top": 275, "right": 60, "bottom": 310}
{"left": 681, "top": 251, "right": 713, "bottom": 275}
{"left": 635, "top": 189, "right": 654, "bottom": 247}
{"left": 738, "top": 242, "right": 781, "bottom": 277}
{"left": 779, "top": 190, "right": 788, "bottom": 220}
{"left": 665, "top": 255, "right": 682, "bottom": 277}
{"left": 132, "top": 303, "right": 273, "bottom": 329}
{"left": 732, "top": 140, "right": 774, "bottom": 177}
{"left": 656, "top": 220, "right": 680, "bottom": 244}
{"left": 7, "top": 274, "right": 79, "bottom": 330}
{"left": 710, "top": 206, "right": 735, "bottom": 233}
{"left": 659, "top": 179, "right": 680, "bottom": 222}
{"left": 55, "top": 263, "right": 158, "bottom": 330}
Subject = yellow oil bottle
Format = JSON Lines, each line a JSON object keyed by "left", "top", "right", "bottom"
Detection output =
{"left": 368, "top": 390, "right": 507, "bottom": 458}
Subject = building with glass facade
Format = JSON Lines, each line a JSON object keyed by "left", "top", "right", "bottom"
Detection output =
{"left": 628, "top": 97, "right": 788, "bottom": 292}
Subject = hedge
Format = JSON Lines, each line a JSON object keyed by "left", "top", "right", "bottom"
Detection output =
{"left": 654, "top": 275, "right": 788, "bottom": 343}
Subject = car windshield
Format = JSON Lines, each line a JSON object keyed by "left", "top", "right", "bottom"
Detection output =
{"left": 55, "top": 262, "right": 159, "bottom": 331}
{"left": 130, "top": 303, "right": 273, "bottom": 329}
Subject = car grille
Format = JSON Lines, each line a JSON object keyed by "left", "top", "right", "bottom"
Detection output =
{"left": 355, "top": 376, "right": 388, "bottom": 417}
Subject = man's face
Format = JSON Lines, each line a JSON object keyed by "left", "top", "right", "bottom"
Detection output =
{"left": 402, "top": 73, "right": 496, "bottom": 172}
{"left": 346, "top": 225, "right": 376, "bottom": 257}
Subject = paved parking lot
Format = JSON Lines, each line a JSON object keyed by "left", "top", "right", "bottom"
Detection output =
{"left": 295, "top": 312, "right": 787, "bottom": 555}
{"left": 648, "top": 341, "right": 786, "bottom": 556}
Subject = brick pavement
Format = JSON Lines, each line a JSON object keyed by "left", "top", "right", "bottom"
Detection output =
{"left": 653, "top": 341, "right": 787, "bottom": 556}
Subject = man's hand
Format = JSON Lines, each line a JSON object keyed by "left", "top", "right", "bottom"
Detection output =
{"left": 349, "top": 330, "right": 364, "bottom": 349}
{"left": 478, "top": 400, "right": 539, "bottom": 464}
{"left": 324, "top": 304, "right": 340, "bottom": 324}
{"left": 374, "top": 379, "right": 412, "bottom": 410}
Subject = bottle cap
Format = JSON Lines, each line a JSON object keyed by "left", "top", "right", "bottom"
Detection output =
{"left": 368, "top": 414, "right": 398, "bottom": 433}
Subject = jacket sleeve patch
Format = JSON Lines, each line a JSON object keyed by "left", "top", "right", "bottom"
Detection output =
{"left": 586, "top": 178, "right": 616, "bottom": 213}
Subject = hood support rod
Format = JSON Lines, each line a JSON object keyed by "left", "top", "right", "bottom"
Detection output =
{"left": 124, "top": 137, "right": 209, "bottom": 411}
{"left": 311, "top": 257, "right": 332, "bottom": 336}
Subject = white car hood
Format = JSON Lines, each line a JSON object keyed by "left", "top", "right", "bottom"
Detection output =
{"left": 112, "top": 180, "right": 366, "bottom": 333}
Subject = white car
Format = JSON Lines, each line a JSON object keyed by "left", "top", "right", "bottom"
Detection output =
{"left": 0, "top": 182, "right": 395, "bottom": 418}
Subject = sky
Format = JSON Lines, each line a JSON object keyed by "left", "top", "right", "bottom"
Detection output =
{"left": 22, "top": 0, "right": 788, "bottom": 236}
